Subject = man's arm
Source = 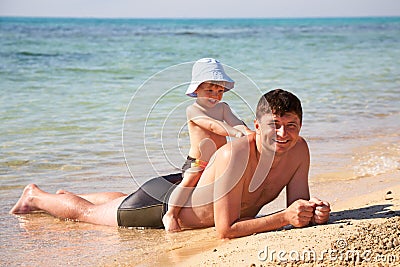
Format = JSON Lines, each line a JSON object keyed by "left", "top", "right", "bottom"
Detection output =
{"left": 286, "top": 138, "right": 311, "bottom": 206}
{"left": 286, "top": 138, "right": 330, "bottom": 224}
{"left": 212, "top": 143, "right": 315, "bottom": 239}
{"left": 214, "top": 190, "right": 316, "bottom": 238}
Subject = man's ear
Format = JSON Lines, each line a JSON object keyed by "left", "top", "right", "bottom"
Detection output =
{"left": 254, "top": 119, "right": 260, "bottom": 134}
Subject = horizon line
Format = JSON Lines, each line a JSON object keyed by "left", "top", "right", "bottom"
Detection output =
{"left": 1, "top": 14, "right": 400, "bottom": 20}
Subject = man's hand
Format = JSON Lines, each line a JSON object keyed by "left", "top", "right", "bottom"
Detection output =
{"left": 162, "top": 212, "right": 182, "bottom": 232}
{"left": 309, "top": 197, "right": 330, "bottom": 224}
{"left": 284, "top": 199, "right": 316, "bottom": 227}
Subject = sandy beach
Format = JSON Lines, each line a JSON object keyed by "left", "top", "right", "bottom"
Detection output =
{"left": 5, "top": 165, "right": 399, "bottom": 267}
{"left": 6, "top": 173, "right": 399, "bottom": 267}
{"left": 1, "top": 17, "right": 399, "bottom": 267}
{"left": 141, "top": 171, "right": 400, "bottom": 267}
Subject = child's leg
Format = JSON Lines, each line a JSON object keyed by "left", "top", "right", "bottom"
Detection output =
{"left": 163, "top": 170, "right": 202, "bottom": 232}
{"left": 198, "top": 138, "right": 217, "bottom": 162}
{"left": 169, "top": 170, "right": 202, "bottom": 208}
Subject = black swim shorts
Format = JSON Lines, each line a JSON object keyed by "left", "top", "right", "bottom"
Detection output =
{"left": 117, "top": 173, "right": 182, "bottom": 228}
{"left": 181, "top": 156, "right": 208, "bottom": 176}
{"left": 181, "top": 156, "right": 196, "bottom": 175}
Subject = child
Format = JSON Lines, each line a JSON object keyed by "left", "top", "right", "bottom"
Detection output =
{"left": 163, "top": 58, "right": 252, "bottom": 232}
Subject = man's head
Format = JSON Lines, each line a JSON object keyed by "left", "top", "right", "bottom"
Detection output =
{"left": 256, "top": 89, "right": 302, "bottom": 124}
{"left": 185, "top": 58, "right": 234, "bottom": 97}
{"left": 255, "top": 89, "right": 303, "bottom": 154}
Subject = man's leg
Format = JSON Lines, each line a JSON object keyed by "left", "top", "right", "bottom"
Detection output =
{"left": 10, "top": 184, "right": 124, "bottom": 226}
{"left": 56, "top": 189, "right": 127, "bottom": 205}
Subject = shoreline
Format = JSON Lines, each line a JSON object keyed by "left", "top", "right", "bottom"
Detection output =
{"left": 154, "top": 171, "right": 400, "bottom": 266}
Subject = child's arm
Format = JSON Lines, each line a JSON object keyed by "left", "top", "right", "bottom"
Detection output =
{"left": 186, "top": 105, "right": 244, "bottom": 138}
{"left": 234, "top": 123, "right": 254, "bottom": 135}
{"left": 222, "top": 103, "right": 253, "bottom": 135}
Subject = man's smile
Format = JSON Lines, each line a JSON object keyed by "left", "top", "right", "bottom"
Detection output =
{"left": 273, "top": 139, "right": 289, "bottom": 144}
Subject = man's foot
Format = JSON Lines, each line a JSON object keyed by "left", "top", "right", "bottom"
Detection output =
{"left": 9, "top": 184, "right": 40, "bottom": 214}
{"left": 56, "top": 189, "right": 74, "bottom": 195}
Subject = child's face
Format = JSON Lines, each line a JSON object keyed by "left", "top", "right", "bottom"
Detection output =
{"left": 195, "top": 82, "right": 225, "bottom": 105}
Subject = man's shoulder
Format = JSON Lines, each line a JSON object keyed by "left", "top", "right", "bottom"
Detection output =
{"left": 211, "top": 135, "right": 255, "bottom": 179}
{"left": 290, "top": 136, "right": 310, "bottom": 160}
{"left": 216, "top": 134, "right": 255, "bottom": 159}
{"left": 295, "top": 137, "right": 309, "bottom": 150}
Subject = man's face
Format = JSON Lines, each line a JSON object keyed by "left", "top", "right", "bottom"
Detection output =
{"left": 195, "top": 82, "right": 225, "bottom": 107}
{"left": 255, "top": 112, "right": 301, "bottom": 154}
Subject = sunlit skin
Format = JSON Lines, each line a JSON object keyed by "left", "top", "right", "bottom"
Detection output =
{"left": 10, "top": 91, "right": 330, "bottom": 239}
{"left": 186, "top": 81, "right": 250, "bottom": 160}
{"left": 162, "top": 81, "right": 252, "bottom": 232}
{"left": 255, "top": 112, "right": 302, "bottom": 157}
{"left": 195, "top": 82, "right": 225, "bottom": 108}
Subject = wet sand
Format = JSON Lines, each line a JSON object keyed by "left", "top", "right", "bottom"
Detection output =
{"left": 162, "top": 171, "right": 400, "bottom": 266}
{"left": 3, "top": 172, "right": 399, "bottom": 266}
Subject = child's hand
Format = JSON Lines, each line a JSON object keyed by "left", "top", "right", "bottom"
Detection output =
{"left": 245, "top": 129, "right": 255, "bottom": 135}
{"left": 162, "top": 212, "right": 182, "bottom": 232}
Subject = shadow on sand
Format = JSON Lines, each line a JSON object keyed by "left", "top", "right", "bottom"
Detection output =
{"left": 329, "top": 204, "right": 400, "bottom": 224}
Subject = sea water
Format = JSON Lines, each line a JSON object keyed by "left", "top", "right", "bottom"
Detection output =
{"left": 1, "top": 17, "right": 399, "bottom": 266}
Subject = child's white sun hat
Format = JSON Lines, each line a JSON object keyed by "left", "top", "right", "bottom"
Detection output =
{"left": 185, "top": 58, "right": 235, "bottom": 97}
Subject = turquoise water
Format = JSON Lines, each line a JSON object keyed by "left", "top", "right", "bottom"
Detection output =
{"left": 1, "top": 17, "right": 400, "bottom": 266}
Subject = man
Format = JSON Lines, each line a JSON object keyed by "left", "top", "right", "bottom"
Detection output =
{"left": 10, "top": 89, "right": 330, "bottom": 239}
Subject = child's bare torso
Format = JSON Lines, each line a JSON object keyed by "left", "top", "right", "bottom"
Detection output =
{"left": 187, "top": 102, "right": 228, "bottom": 159}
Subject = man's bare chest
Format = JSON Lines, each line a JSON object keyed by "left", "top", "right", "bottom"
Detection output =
{"left": 240, "top": 171, "right": 292, "bottom": 215}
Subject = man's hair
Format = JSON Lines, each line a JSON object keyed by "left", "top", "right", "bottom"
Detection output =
{"left": 256, "top": 89, "right": 303, "bottom": 123}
